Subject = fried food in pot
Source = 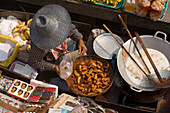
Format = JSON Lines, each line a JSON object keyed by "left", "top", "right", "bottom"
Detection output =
{"left": 70, "top": 59, "right": 112, "bottom": 96}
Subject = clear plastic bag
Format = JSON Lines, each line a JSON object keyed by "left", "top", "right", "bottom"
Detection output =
{"left": 0, "top": 16, "right": 27, "bottom": 45}
{"left": 59, "top": 53, "right": 73, "bottom": 79}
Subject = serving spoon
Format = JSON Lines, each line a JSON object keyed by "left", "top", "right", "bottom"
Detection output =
{"left": 147, "top": 69, "right": 170, "bottom": 88}
{"left": 135, "top": 32, "right": 170, "bottom": 88}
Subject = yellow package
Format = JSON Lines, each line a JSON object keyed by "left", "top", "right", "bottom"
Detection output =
{"left": 0, "top": 34, "right": 21, "bottom": 68}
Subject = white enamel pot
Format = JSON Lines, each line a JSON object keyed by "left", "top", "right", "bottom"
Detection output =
{"left": 117, "top": 31, "right": 170, "bottom": 92}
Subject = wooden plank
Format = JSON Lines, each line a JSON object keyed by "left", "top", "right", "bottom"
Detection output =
{"left": 0, "top": 10, "right": 34, "bottom": 21}
{"left": 0, "top": 101, "right": 19, "bottom": 113}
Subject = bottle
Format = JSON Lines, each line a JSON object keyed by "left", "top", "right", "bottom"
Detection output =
{"left": 124, "top": 0, "right": 136, "bottom": 13}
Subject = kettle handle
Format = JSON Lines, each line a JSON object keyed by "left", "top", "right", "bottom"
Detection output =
{"left": 130, "top": 86, "right": 143, "bottom": 92}
{"left": 153, "top": 31, "right": 167, "bottom": 42}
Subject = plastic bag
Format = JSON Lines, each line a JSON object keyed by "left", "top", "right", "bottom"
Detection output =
{"left": 0, "top": 16, "right": 27, "bottom": 45}
{"left": 0, "top": 35, "right": 21, "bottom": 68}
{"left": 59, "top": 53, "right": 73, "bottom": 79}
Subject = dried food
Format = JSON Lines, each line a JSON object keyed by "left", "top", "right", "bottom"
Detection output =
{"left": 11, "top": 87, "right": 17, "bottom": 93}
{"left": 18, "top": 90, "right": 23, "bottom": 95}
{"left": 21, "top": 83, "right": 27, "bottom": 89}
{"left": 27, "top": 86, "right": 33, "bottom": 91}
{"left": 14, "top": 81, "right": 20, "bottom": 86}
{"left": 23, "top": 92, "right": 29, "bottom": 98}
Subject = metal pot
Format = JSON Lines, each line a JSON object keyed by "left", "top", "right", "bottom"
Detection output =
{"left": 117, "top": 31, "right": 170, "bottom": 92}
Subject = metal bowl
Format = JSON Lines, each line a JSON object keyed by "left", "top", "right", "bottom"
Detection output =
{"left": 66, "top": 55, "right": 114, "bottom": 97}
{"left": 117, "top": 31, "right": 170, "bottom": 92}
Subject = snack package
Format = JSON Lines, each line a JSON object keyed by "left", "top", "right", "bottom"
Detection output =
{"left": 30, "top": 79, "right": 58, "bottom": 98}
{"left": 138, "top": 0, "right": 151, "bottom": 7}
{"left": 0, "top": 76, "right": 13, "bottom": 91}
{"left": 59, "top": 53, "right": 73, "bottom": 79}
{"left": 151, "top": 0, "right": 165, "bottom": 11}
{"left": 7, "top": 79, "right": 35, "bottom": 101}
{"left": 136, "top": 7, "right": 148, "bottom": 17}
{"left": 149, "top": 10, "right": 163, "bottom": 21}
{"left": 27, "top": 86, "right": 56, "bottom": 103}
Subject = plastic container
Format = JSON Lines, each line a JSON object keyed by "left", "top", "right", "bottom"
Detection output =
{"left": 82, "top": 0, "right": 125, "bottom": 9}
{"left": 7, "top": 79, "right": 35, "bottom": 102}
{"left": 9, "top": 61, "right": 38, "bottom": 79}
{"left": 0, "top": 35, "right": 21, "bottom": 68}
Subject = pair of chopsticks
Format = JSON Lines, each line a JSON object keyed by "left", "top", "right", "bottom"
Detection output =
{"left": 103, "top": 14, "right": 163, "bottom": 83}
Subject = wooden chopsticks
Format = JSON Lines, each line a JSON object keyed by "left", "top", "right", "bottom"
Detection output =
{"left": 118, "top": 14, "right": 151, "bottom": 74}
{"left": 134, "top": 32, "right": 163, "bottom": 83}
{"left": 103, "top": 24, "right": 148, "bottom": 77}
{"left": 117, "top": 14, "right": 163, "bottom": 83}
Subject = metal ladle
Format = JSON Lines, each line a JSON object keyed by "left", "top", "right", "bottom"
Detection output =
{"left": 147, "top": 69, "right": 170, "bottom": 88}
{"left": 134, "top": 32, "right": 170, "bottom": 88}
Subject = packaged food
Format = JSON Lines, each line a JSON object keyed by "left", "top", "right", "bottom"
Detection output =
{"left": 27, "top": 87, "right": 56, "bottom": 103}
{"left": 124, "top": 0, "right": 169, "bottom": 21}
{"left": 138, "top": 0, "right": 151, "bottom": 7}
{"left": 136, "top": 7, "right": 148, "bottom": 17}
{"left": 0, "top": 75, "right": 13, "bottom": 91}
{"left": 44, "top": 87, "right": 56, "bottom": 92}
{"left": 28, "top": 95, "right": 40, "bottom": 102}
{"left": 23, "top": 92, "right": 29, "bottom": 98}
{"left": 14, "top": 81, "right": 20, "bottom": 86}
{"left": 11, "top": 87, "right": 17, "bottom": 93}
{"left": 32, "top": 91, "right": 43, "bottom": 96}
{"left": 149, "top": 10, "right": 162, "bottom": 21}
{"left": 18, "top": 90, "right": 23, "bottom": 95}
{"left": 27, "top": 86, "right": 33, "bottom": 91}
{"left": 7, "top": 79, "right": 35, "bottom": 101}
{"left": 21, "top": 83, "right": 27, "bottom": 89}
{"left": 151, "top": 0, "right": 165, "bottom": 11}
